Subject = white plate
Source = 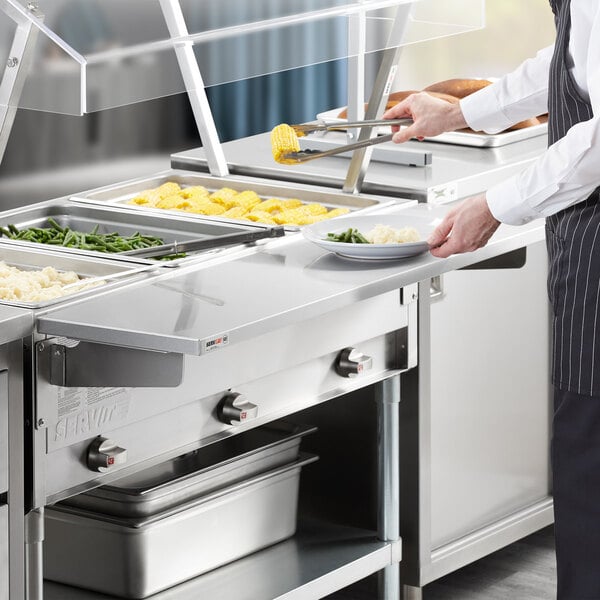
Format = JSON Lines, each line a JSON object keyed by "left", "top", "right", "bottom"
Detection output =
{"left": 303, "top": 214, "right": 436, "bottom": 261}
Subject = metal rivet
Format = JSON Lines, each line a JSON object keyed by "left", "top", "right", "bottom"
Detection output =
{"left": 37, "top": 418, "right": 45, "bottom": 427}
{"left": 37, "top": 343, "right": 45, "bottom": 352}
{"left": 6, "top": 57, "right": 18, "bottom": 68}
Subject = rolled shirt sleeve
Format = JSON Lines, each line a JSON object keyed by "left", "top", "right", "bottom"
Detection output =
{"left": 458, "top": 34, "right": 600, "bottom": 226}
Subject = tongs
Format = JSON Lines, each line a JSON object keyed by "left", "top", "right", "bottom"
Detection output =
{"left": 291, "top": 118, "right": 412, "bottom": 136}
{"left": 284, "top": 118, "right": 413, "bottom": 164}
{"left": 119, "top": 226, "right": 285, "bottom": 259}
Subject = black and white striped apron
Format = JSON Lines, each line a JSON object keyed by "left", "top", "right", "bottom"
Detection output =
{"left": 546, "top": 0, "right": 600, "bottom": 396}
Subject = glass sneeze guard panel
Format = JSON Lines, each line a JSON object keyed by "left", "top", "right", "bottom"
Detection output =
{"left": 0, "top": 0, "right": 484, "bottom": 115}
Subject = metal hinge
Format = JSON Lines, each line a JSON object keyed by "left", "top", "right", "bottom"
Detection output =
{"left": 400, "top": 283, "right": 418, "bottom": 305}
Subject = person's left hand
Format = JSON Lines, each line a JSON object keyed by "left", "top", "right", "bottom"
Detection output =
{"left": 428, "top": 194, "right": 501, "bottom": 258}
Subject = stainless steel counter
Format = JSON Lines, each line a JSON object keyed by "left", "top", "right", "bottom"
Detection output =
{"left": 0, "top": 306, "right": 33, "bottom": 344}
{"left": 171, "top": 132, "right": 548, "bottom": 203}
{"left": 37, "top": 203, "right": 545, "bottom": 354}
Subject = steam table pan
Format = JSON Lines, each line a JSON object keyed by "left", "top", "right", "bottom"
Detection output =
{"left": 0, "top": 200, "right": 274, "bottom": 264}
{"left": 45, "top": 454, "right": 318, "bottom": 599}
{"left": 62, "top": 420, "right": 316, "bottom": 518}
{"left": 0, "top": 244, "right": 159, "bottom": 309}
{"left": 68, "top": 169, "right": 393, "bottom": 230}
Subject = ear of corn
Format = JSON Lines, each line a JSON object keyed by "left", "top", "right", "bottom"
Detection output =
{"left": 271, "top": 124, "right": 301, "bottom": 164}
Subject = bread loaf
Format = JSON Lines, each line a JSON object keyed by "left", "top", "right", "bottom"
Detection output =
{"left": 423, "top": 78, "right": 492, "bottom": 98}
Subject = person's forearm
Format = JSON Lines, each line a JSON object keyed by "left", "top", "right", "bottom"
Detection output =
{"left": 384, "top": 93, "right": 468, "bottom": 143}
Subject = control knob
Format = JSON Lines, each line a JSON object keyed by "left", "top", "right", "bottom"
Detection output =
{"left": 217, "top": 392, "right": 258, "bottom": 426}
{"left": 335, "top": 347, "right": 373, "bottom": 378}
{"left": 87, "top": 437, "right": 127, "bottom": 472}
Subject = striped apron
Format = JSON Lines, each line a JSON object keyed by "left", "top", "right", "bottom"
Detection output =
{"left": 546, "top": 0, "right": 600, "bottom": 396}
{"left": 546, "top": 3, "right": 600, "bottom": 597}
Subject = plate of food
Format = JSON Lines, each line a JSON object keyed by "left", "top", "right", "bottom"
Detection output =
{"left": 302, "top": 214, "right": 436, "bottom": 260}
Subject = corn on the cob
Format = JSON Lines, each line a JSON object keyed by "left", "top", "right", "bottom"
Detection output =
{"left": 271, "top": 124, "right": 301, "bottom": 164}
{"left": 246, "top": 211, "right": 277, "bottom": 224}
{"left": 156, "top": 182, "right": 182, "bottom": 198}
{"left": 222, "top": 206, "right": 248, "bottom": 219}
{"left": 156, "top": 195, "right": 185, "bottom": 210}
{"left": 231, "top": 190, "right": 261, "bottom": 210}
{"left": 254, "top": 199, "right": 282, "bottom": 213}
{"left": 186, "top": 202, "right": 226, "bottom": 216}
{"left": 181, "top": 185, "right": 209, "bottom": 199}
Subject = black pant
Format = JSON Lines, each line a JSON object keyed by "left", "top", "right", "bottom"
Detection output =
{"left": 552, "top": 386, "right": 600, "bottom": 599}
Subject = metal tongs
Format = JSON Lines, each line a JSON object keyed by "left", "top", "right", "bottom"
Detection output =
{"left": 284, "top": 118, "right": 413, "bottom": 163}
{"left": 119, "top": 226, "right": 285, "bottom": 259}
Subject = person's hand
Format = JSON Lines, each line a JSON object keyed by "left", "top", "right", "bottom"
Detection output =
{"left": 383, "top": 92, "right": 468, "bottom": 143}
{"left": 427, "top": 194, "right": 501, "bottom": 258}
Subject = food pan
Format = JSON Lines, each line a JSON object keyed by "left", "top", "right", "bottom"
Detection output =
{"left": 44, "top": 454, "right": 318, "bottom": 599}
{"left": 0, "top": 244, "right": 161, "bottom": 309}
{"left": 69, "top": 169, "right": 392, "bottom": 230}
{"left": 62, "top": 420, "right": 316, "bottom": 518}
{"left": 0, "top": 200, "right": 273, "bottom": 264}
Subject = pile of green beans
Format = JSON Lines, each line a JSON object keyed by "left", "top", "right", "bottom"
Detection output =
{"left": 326, "top": 228, "right": 370, "bottom": 244}
{"left": 0, "top": 218, "right": 165, "bottom": 253}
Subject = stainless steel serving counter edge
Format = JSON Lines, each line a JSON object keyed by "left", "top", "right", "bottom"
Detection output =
{"left": 0, "top": 307, "right": 33, "bottom": 343}
{"left": 35, "top": 203, "right": 546, "bottom": 355}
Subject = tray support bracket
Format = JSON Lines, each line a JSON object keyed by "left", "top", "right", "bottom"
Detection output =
{"left": 40, "top": 340, "right": 184, "bottom": 388}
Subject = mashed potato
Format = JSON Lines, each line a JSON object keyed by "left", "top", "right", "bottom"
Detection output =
{"left": 0, "top": 261, "right": 83, "bottom": 302}
{"left": 365, "top": 224, "right": 420, "bottom": 244}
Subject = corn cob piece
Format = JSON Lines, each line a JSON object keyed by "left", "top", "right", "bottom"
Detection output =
{"left": 302, "top": 203, "right": 328, "bottom": 216}
{"left": 181, "top": 185, "right": 209, "bottom": 199}
{"left": 280, "top": 198, "right": 303, "bottom": 209}
{"left": 222, "top": 206, "right": 249, "bottom": 219}
{"left": 254, "top": 199, "right": 283, "bottom": 213}
{"left": 324, "top": 207, "right": 351, "bottom": 219}
{"left": 271, "top": 124, "right": 301, "bottom": 164}
{"left": 246, "top": 211, "right": 278, "bottom": 225}
{"left": 294, "top": 214, "right": 330, "bottom": 225}
{"left": 231, "top": 190, "right": 261, "bottom": 210}
{"left": 156, "top": 195, "right": 186, "bottom": 210}
{"left": 155, "top": 182, "right": 182, "bottom": 198}
{"left": 209, "top": 187, "right": 239, "bottom": 208}
{"left": 186, "top": 202, "right": 226, "bottom": 216}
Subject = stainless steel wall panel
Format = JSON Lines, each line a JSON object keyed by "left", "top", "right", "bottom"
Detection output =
{"left": 428, "top": 241, "right": 551, "bottom": 549}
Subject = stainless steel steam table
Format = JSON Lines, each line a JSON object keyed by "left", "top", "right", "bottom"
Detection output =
{"left": 1, "top": 198, "right": 546, "bottom": 600}
{"left": 173, "top": 131, "right": 553, "bottom": 599}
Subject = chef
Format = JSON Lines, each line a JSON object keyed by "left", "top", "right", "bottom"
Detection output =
{"left": 384, "top": 1, "right": 600, "bottom": 598}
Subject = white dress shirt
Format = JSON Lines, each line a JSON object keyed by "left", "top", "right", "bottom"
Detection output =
{"left": 460, "top": 2, "right": 600, "bottom": 225}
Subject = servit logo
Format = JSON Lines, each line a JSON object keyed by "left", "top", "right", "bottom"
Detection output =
{"left": 204, "top": 333, "right": 229, "bottom": 353}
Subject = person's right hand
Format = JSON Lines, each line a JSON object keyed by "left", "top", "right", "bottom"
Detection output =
{"left": 383, "top": 92, "right": 468, "bottom": 143}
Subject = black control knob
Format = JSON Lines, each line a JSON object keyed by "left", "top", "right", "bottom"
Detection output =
{"left": 217, "top": 392, "right": 258, "bottom": 426}
{"left": 87, "top": 437, "right": 127, "bottom": 472}
{"left": 335, "top": 347, "right": 373, "bottom": 378}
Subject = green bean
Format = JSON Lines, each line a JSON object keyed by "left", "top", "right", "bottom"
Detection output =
{"left": 326, "top": 228, "right": 370, "bottom": 244}
{"left": 0, "top": 221, "right": 166, "bottom": 253}
{"left": 46, "top": 217, "right": 64, "bottom": 233}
